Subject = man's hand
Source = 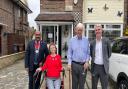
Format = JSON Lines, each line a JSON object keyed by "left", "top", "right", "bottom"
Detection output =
{"left": 67, "top": 65, "right": 71, "bottom": 71}
{"left": 84, "top": 62, "right": 89, "bottom": 70}
{"left": 25, "top": 68, "right": 29, "bottom": 72}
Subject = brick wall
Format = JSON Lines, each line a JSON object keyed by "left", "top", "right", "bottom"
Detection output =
{"left": 0, "top": 0, "right": 13, "bottom": 33}
{"left": 0, "top": 0, "right": 13, "bottom": 55}
{"left": 40, "top": 0, "right": 65, "bottom": 12}
{"left": 40, "top": 0, "right": 83, "bottom": 26}
{"left": 0, "top": 0, "right": 28, "bottom": 55}
{"left": 40, "top": 0, "right": 83, "bottom": 14}
{"left": 124, "top": 0, "right": 128, "bottom": 29}
{"left": 0, "top": 52, "right": 25, "bottom": 69}
{"left": 7, "top": 33, "right": 25, "bottom": 54}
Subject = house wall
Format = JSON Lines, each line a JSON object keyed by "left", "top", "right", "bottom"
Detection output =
{"left": 0, "top": 0, "right": 29, "bottom": 55}
{"left": 83, "top": 0, "right": 124, "bottom": 23}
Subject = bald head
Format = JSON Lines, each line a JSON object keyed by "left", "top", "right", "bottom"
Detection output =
{"left": 75, "top": 23, "right": 84, "bottom": 38}
{"left": 35, "top": 31, "right": 41, "bottom": 41}
{"left": 76, "top": 23, "right": 84, "bottom": 29}
{"left": 35, "top": 31, "right": 41, "bottom": 35}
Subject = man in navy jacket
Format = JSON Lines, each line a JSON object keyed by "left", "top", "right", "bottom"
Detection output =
{"left": 25, "top": 31, "right": 49, "bottom": 89}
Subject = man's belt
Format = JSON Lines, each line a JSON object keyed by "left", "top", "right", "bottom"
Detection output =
{"left": 94, "top": 63, "right": 104, "bottom": 66}
{"left": 72, "top": 61, "right": 85, "bottom": 65}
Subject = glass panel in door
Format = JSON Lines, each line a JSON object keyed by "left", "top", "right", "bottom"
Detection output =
{"left": 42, "top": 26, "right": 58, "bottom": 51}
{"left": 59, "top": 25, "right": 72, "bottom": 59}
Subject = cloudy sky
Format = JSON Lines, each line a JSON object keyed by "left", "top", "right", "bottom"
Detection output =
{"left": 28, "top": 0, "right": 40, "bottom": 29}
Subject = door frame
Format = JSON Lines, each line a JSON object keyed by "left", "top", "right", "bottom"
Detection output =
{"left": 38, "top": 21, "right": 73, "bottom": 54}
{"left": 41, "top": 24, "right": 59, "bottom": 53}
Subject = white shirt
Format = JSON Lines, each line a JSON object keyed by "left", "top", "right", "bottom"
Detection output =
{"left": 94, "top": 39, "right": 103, "bottom": 65}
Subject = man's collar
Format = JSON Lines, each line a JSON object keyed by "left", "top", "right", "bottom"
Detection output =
{"left": 96, "top": 37, "right": 102, "bottom": 41}
{"left": 35, "top": 40, "right": 41, "bottom": 43}
{"left": 76, "top": 35, "right": 83, "bottom": 40}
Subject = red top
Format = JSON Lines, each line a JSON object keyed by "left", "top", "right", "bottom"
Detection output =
{"left": 40, "top": 54, "right": 62, "bottom": 78}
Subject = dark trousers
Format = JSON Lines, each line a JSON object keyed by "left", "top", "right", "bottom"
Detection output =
{"left": 92, "top": 64, "right": 108, "bottom": 89}
{"left": 71, "top": 62, "right": 87, "bottom": 89}
{"left": 28, "top": 65, "right": 41, "bottom": 89}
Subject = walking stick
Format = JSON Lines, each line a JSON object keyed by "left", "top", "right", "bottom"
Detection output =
{"left": 35, "top": 71, "right": 40, "bottom": 84}
{"left": 33, "top": 71, "right": 40, "bottom": 89}
{"left": 85, "top": 80, "right": 90, "bottom": 89}
{"left": 61, "top": 69, "right": 66, "bottom": 89}
{"left": 39, "top": 70, "right": 46, "bottom": 89}
{"left": 85, "top": 67, "right": 91, "bottom": 89}
{"left": 69, "top": 70, "right": 71, "bottom": 89}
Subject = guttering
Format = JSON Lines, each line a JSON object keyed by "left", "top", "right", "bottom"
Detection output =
{"left": 0, "top": 23, "right": 8, "bottom": 27}
{"left": 12, "top": 0, "right": 32, "bottom": 14}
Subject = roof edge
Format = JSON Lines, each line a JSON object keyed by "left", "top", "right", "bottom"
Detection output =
{"left": 12, "top": 0, "right": 32, "bottom": 14}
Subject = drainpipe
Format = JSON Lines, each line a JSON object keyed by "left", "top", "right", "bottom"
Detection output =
{"left": 13, "top": 2, "right": 15, "bottom": 33}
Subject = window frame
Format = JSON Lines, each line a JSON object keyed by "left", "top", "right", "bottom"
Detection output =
{"left": 112, "top": 39, "right": 128, "bottom": 54}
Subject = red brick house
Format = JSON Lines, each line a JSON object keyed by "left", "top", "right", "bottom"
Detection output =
{"left": 35, "top": 0, "right": 84, "bottom": 59}
{"left": 0, "top": 0, "right": 31, "bottom": 55}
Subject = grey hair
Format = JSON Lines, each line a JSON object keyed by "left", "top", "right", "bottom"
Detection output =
{"left": 75, "top": 23, "right": 85, "bottom": 30}
{"left": 94, "top": 24, "right": 103, "bottom": 29}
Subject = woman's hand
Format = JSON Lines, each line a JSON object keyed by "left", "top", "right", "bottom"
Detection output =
{"left": 36, "top": 68, "right": 42, "bottom": 72}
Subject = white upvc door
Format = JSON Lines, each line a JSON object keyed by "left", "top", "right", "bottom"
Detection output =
{"left": 54, "top": 25, "right": 59, "bottom": 54}
{"left": 41, "top": 25, "right": 59, "bottom": 53}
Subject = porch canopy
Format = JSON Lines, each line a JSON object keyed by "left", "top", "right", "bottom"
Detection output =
{"left": 35, "top": 13, "right": 74, "bottom": 22}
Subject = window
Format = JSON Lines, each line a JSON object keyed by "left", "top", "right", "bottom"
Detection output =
{"left": 112, "top": 39, "right": 128, "bottom": 54}
{"left": 88, "top": 30, "right": 121, "bottom": 42}
{"left": 42, "top": 26, "right": 55, "bottom": 43}
{"left": 112, "top": 25, "right": 120, "bottom": 28}
{"left": 101, "top": 25, "right": 104, "bottom": 28}
{"left": 106, "top": 25, "right": 120, "bottom": 29}
{"left": 87, "top": 23, "right": 122, "bottom": 42}
{"left": 88, "top": 30, "right": 95, "bottom": 41}
{"left": 89, "top": 25, "right": 94, "bottom": 29}
{"left": 89, "top": 24, "right": 104, "bottom": 29}
{"left": 103, "top": 30, "right": 120, "bottom": 41}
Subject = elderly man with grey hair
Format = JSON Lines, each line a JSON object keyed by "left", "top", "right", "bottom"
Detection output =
{"left": 67, "top": 23, "right": 90, "bottom": 89}
{"left": 90, "top": 24, "right": 112, "bottom": 89}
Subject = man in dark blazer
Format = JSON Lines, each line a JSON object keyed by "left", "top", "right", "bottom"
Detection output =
{"left": 25, "top": 31, "right": 49, "bottom": 89}
{"left": 90, "top": 24, "right": 111, "bottom": 89}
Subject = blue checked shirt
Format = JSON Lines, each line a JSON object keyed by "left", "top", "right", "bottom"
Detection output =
{"left": 67, "top": 36, "right": 90, "bottom": 65}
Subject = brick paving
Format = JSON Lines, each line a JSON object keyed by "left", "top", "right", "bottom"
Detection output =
{"left": 0, "top": 60, "right": 28, "bottom": 89}
{"left": 0, "top": 60, "right": 116, "bottom": 89}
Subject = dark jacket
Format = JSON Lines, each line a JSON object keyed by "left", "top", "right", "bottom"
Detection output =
{"left": 90, "top": 37, "right": 112, "bottom": 74}
{"left": 25, "top": 40, "right": 49, "bottom": 71}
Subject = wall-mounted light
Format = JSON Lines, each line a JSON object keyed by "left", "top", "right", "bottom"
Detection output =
{"left": 74, "top": 0, "right": 78, "bottom": 5}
